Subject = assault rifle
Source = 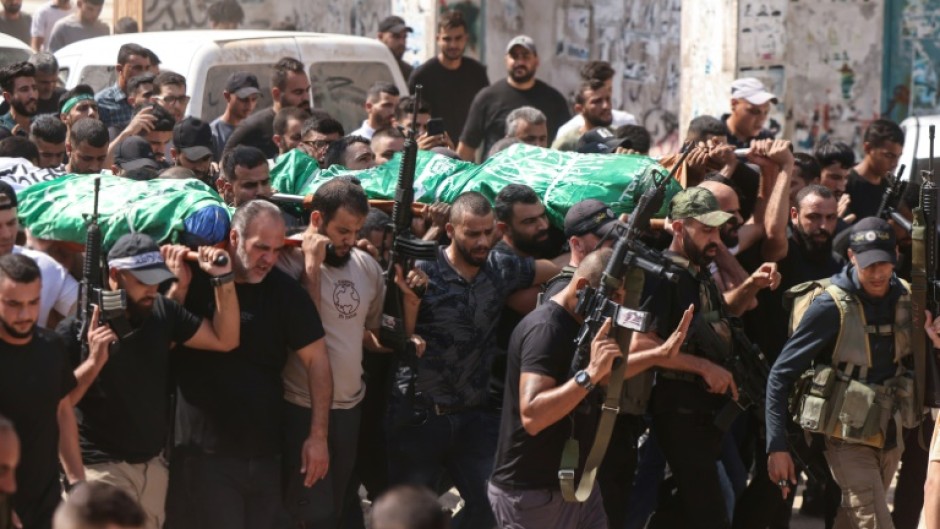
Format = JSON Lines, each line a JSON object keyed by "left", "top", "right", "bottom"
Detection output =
{"left": 693, "top": 317, "right": 828, "bottom": 482}
{"left": 76, "top": 178, "right": 136, "bottom": 360}
{"left": 877, "top": 164, "right": 911, "bottom": 234}
{"left": 559, "top": 146, "right": 689, "bottom": 502}
{"left": 76, "top": 177, "right": 104, "bottom": 360}
{"left": 913, "top": 125, "right": 940, "bottom": 407}
{"left": 379, "top": 85, "right": 438, "bottom": 423}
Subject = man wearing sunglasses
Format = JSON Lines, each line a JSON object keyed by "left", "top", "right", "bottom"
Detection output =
{"left": 723, "top": 77, "right": 777, "bottom": 150}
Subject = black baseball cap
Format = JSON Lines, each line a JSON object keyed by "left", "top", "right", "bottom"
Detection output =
{"left": 173, "top": 117, "right": 214, "bottom": 161}
{"left": 564, "top": 199, "right": 618, "bottom": 238}
{"left": 107, "top": 233, "right": 176, "bottom": 285}
{"left": 0, "top": 181, "right": 17, "bottom": 210}
{"left": 378, "top": 15, "right": 412, "bottom": 33}
{"left": 224, "top": 72, "right": 261, "bottom": 99}
{"left": 113, "top": 136, "right": 160, "bottom": 171}
{"left": 848, "top": 217, "right": 896, "bottom": 268}
{"left": 576, "top": 128, "right": 628, "bottom": 154}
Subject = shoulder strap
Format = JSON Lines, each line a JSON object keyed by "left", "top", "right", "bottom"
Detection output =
{"left": 538, "top": 266, "right": 577, "bottom": 306}
{"left": 785, "top": 278, "right": 831, "bottom": 337}
{"left": 559, "top": 347, "right": 626, "bottom": 502}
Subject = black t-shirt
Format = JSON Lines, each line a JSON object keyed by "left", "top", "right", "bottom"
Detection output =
{"left": 223, "top": 107, "right": 277, "bottom": 159}
{"left": 175, "top": 268, "right": 324, "bottom": 457}
{"left": 0, "top": 329, "right": 76, "bottom": 527}
{"left": 738, "top": 234, "right": 844, "bottom": 362}
{"left": 460, "top": 79, "right": 571, "bottom": 157}
{"left": 491, "top": 301, "right": 598, "bottom": 490}
{"left": 845, "top": 169, "right": 888, "bottom": 220}
{"left": 56, "top": 296, "right": 201, "bottom": 464}
{"left": 408, "top": 57, "right": 489, "bottom": 143}
{"left": 642, "top": 262, "right": 727, "bottom": 413}
{"left": 36, "top": 87, "right": 67, "bottom": 116}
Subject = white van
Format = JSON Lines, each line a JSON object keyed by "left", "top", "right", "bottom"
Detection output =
{"left": 0, "top": 34, "right": 31, "bottom": 69}
{"left": 55, "top": 30, "right": 408, "bottom": 133}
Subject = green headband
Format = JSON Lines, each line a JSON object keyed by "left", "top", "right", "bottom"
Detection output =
{"left": 60, "top": 94, "right": 95, "bottom": 115}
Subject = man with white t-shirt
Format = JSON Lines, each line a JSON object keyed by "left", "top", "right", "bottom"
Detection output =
{"left": 277, "top": 179, "right": 426, "bottom": 527}
{"left": 29, "top": 0, "right": 71, "bottom": 51}
{"left": 554, "top": 60, "right": 636, "bottom": 141}
{"left": 0, "top": 181, "right": 77, "bottom": 328}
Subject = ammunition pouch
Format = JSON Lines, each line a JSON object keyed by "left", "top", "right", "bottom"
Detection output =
{"left": 792, "top": 368, "right": 921, "bottom": 449}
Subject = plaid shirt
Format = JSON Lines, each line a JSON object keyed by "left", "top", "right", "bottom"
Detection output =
{"left": 95, "top": 85, "right": 132, "bottom": 129}
{"left": 398, "top": 246, "right": 534, "bottom": 409}
{"left": 0, "top": 113, "right": 16, "bottom": 134}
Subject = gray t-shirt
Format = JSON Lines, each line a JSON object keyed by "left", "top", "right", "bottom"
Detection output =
{"left": 0, "top": 14, "right": 32, "bottom": 45}
{"left": 47, "top": 14, "right": 109, "bottom": 52}
{"left": 209, "top": 117, "right": 235, "bottom": 161}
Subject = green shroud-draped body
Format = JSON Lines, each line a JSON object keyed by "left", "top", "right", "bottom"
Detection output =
{"left": 271, "top": 143, "right": 681, "bottom": 227}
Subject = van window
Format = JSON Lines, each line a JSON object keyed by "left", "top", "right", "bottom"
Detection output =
{"left": 78, "top": 66, "right": 117, "bottom": 93}
{"left": 309, "top": 62, "right": 397, "bottom": 134}
{"left": 202, "top": 64, "right": 274, "bottom": 123}
{"left": 0, "top": 48, "right": 30, "bottom": 69}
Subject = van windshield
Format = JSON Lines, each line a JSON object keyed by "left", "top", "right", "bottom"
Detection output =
{"left": 309, "top": 61, "right": 397, "bottom": 134}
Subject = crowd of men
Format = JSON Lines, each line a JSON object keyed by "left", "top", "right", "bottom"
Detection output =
{"left": 0, "top": 5, "right": 939, "bottom": 529}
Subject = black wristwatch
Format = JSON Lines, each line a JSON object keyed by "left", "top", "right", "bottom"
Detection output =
{"left": 209, "top": 271, "right": 235, "bottom": 287}
{"left": 574, "top": 370, "right": 595, "bottom": 392}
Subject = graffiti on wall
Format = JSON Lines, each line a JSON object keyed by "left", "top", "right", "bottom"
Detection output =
{"left": 883, "top": 0, "right": 940, "bottom": 123}
{"left": 603, "top": 0, "right": 681, "bottom": 156}
{"left": 143, "top": 0, "right": 390, "bottom": 35}
{"left": 785, "top": 0, "right": 883, "bottom": 150}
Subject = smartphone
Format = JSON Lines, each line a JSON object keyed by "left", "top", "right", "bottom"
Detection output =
{"left": 426, "top": 117, "right": 445, "bottom": 137}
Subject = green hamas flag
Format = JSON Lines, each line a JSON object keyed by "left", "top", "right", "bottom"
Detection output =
{"left": 270, "top": 144, "right": 681, "bottom": 228}
{"left": 17, "top": 174, "right": 231, "bottom": 249}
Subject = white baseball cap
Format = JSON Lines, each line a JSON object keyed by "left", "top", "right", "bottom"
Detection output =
{"left": 731, "top": 77, "right": 778, "bottom": 105}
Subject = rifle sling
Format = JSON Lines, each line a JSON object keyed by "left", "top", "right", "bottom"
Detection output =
{"left": 559, "top": 329, "right": 629, "bottom": 503}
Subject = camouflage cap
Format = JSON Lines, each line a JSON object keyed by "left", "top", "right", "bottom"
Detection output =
{"left": 669, "top": 187, "right": 733, "bottom": 227}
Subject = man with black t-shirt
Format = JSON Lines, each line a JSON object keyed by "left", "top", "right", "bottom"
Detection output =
{"left": 171, "top": 200, "right": 329, "bottom": 529}
{"left": 0, "top": 254, "right": 83, "bottom": 529}
{"left": 845, "top": 119, "right": 906, "bottom": 222}
{"left": 57, "top": 233, "right": 240, "bottom": 529}
{"left": 224, "top": 57, "right": 311, "bottom": 159}
{"left": 458, "top": 35, "right": 570, "bottom": 161}
{"left": 408, "top": 10, "right": 488, "bottom": 146}
{"left": 489, "top": 248, "right": 690, "bottom": 529}
{"left": 490, "top": 185, "right": 552, "bottom": 410}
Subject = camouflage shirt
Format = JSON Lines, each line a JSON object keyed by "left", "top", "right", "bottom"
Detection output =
{"left": 401, "top": 245, "right": 535, "bottom": 409}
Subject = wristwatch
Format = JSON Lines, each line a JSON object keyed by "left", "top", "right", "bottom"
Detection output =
{"left": 209, "top": 271, "right": 235, "bottom": 287}
{"left": 574, "top": 370, "right": 595, "bottom": 392}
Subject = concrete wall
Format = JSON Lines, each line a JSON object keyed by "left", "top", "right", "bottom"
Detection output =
{"left": 679, "top": 0, "right": 738, "bottom": 139}
{"left": 478, "top": 0, "right": 682, "bottom": 156}
{"left": 139, "top": 0, "right": 392, "bottom": 33}
{"left": 129, "top": 0, "right": 892, "bottom": 152}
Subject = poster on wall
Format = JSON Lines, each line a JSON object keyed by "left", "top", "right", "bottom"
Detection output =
{"left": 554, "top": 6, "right": 591, "bottom": 61}
{"left": 392, "top": 0, "right": 436, "bottom": 68}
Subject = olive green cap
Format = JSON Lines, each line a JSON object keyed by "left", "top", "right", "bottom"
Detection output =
{"left": 669, "top": 187, "right": 733, "bottom": 227}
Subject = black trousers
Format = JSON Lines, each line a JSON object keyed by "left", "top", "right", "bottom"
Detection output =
{"left": 166, "top": 448, "right": 282, "bottom": 529}
{"left": 649, "top": 411, "right": 730, "bottom": 529}
{"left": 597, "top": 414, "right": 645, "bottom": 529}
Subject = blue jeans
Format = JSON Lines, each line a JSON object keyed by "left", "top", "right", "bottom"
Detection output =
{"left": 387, "top": 408, "right": 498, "bottom": 529}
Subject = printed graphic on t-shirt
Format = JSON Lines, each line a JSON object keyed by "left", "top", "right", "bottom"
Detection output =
{"left": 333, "top": 280, "right": 361, "bottom": 319}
